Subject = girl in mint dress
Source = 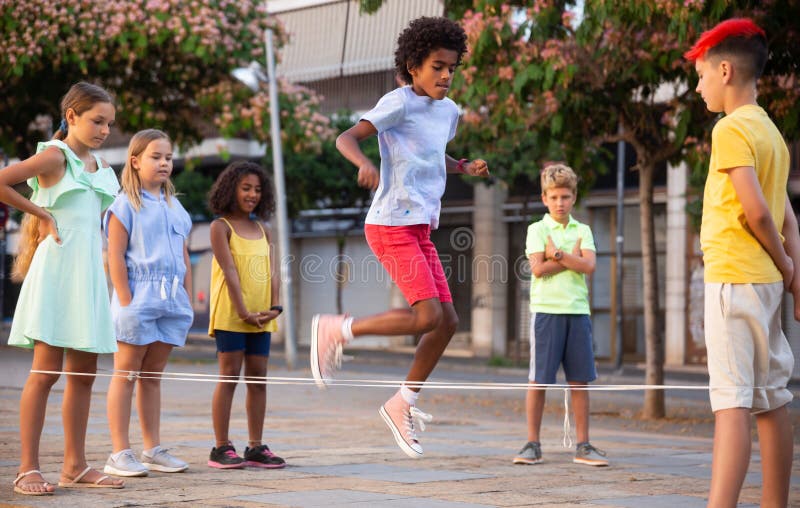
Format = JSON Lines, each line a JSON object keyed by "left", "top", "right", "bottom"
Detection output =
{"left": 0, "top": 83, "right": 125, "bottom": 495}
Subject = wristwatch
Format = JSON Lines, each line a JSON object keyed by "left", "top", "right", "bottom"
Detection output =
{"left": 553, "top": 249, "right": 563, "bottom": 261}
{"left": 270, "top": 305, "right": 283, "bottom": 314}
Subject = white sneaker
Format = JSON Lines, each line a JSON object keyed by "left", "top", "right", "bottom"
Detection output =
{"left": 141, "top": 447, "right": 189, "bottom": 473}
{"left": 104, "top": 449, "right": 149, "bottom": 477}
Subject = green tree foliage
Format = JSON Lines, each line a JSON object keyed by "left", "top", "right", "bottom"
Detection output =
{"left": 172, "top": 169, "right": 213, "bottom": 219}
{"left": 0, "top": 0, "right": 332, "bottom": 158}
{"left": 283, "top": 112, "right": 376, "bottom": 216}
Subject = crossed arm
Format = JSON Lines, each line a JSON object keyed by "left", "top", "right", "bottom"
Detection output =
{"left": 529, "top": 236, "right": 596, "bottom": 278}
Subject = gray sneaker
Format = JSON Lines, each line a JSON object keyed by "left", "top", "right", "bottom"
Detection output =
{"left": 104, "top": 449, "right": 149, "bottom": 477}
{"left": 573, "top": 442, "right": 609, "bottom": 466}
{"left": 512, "top": 441, "right": 542, "bottom": 465}
{"left": 141, "top": 447, "right": 189, "bottom": 473}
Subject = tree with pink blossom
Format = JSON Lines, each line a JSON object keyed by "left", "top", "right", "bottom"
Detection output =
{"left": 0, "top": 0, "right": 333, "bottom": 158}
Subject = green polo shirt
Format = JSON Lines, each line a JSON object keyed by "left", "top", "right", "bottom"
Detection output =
{"left": 525, "top": 214, "right": 595, "bottom": 315}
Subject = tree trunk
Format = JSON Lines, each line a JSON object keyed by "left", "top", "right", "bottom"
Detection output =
{"left": 335, "top": 234, "right": 345, "bottom": 315}
{"left": 639, "top": 163, "right": 665, "bottom": 419}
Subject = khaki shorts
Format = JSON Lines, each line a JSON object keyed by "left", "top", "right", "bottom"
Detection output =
{"left": 704, "top": 282, "right": 794, "bottom": 413}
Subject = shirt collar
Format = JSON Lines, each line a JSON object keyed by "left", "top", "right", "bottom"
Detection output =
{"left": 142, "top": 188, "right": 164, "bottom": 201}
{"left": 543, "top": 213, "right": 577, "bottom": 229}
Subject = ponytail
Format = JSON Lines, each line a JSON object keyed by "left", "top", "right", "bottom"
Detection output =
{"left": 11, "top": 214, "right": 42, "bottom": 282}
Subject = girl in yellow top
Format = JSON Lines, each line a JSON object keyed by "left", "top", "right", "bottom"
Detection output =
{"left": 206, "top": 161, "right": 284, "bottom": 469}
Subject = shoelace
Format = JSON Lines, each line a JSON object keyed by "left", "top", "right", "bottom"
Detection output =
{"left": 224, "top": 449, "right": 239, "bottom": 458}
{"left": 323, "top": 341, "right": 343, "bottom": 378}
{"left": 255, "top": 445, "right": 275, "bottom": 457}
{"left": 581, "top": 444, "right": 606, "bottom": 457}
{"left": 151, "top": 448, "right": 175, "bottom": 460}
{"left": 403, "top": 407, "right": 433, "bottom": 441}
{"left": 121, "top": 450, "right": 138, "bottom": 464}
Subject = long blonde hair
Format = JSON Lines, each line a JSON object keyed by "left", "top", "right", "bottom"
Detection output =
{"left": 121, "top": 129, "right": 176, "bottom": 211}
{"left": 12, "top": 82, "right": 113, "bottom": 282}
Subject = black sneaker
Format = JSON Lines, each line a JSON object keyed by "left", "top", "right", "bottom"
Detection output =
{"left": 208, "top": 442, "right": 245, "bottom": 469}
{"left": 244, "top": 444, "right": 286, "bottom": 469}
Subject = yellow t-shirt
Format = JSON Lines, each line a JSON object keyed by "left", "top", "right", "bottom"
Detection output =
{"left": 208, "top": 218, "right": 277, "bottom": 335}
{"left": 701, "top": 104, "right": 790, "bottom": 283}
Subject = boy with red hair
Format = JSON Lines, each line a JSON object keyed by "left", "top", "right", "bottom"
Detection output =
{"left": 686, "top": 18, "right": 798, "bottom": 507}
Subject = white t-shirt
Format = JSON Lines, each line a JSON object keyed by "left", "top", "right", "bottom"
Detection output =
{"left": 361, "top": 86, "right": 459, "bottom": 229}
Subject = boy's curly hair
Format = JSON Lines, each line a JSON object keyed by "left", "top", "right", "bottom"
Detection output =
{"left": 394, "top": 16, "right": 467, "bottom": 85}
{"left": 207, "top": 160, "right": 275, "bottom": 220}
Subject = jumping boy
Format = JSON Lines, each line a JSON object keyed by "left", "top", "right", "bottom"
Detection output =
{"left": 686, "top": 18, "right": 797, "bottom": 507}
{"left": 310, "top": 16, "right": 489, "bottom": 459}
{"left": 513, "top": 164, "right": 608, "bottom": 467}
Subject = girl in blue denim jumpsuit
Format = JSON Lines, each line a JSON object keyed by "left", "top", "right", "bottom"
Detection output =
{"left": 103, "top": 129, "right": 194, "bottom": 477}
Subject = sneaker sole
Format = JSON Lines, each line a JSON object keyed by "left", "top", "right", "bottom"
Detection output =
{"left": 142, "top": 462, "right": 188, "bottom": 473}
{"left": 207, "top": 461, "right": 245, "bottom": 469}
{"left": 103, "top": 465, "right": 148, "bottom": 477}
{"left": 310, "top": 314, "right": 327, "bottom": 389}
{"left": 512, "top": 457, "right": 543, "bottom": 465}
{"left": 379, "top": 406, "right": 423, "bottom": 459}
{"left": 244, "top": 460, "right": 286, "bottom": 469}
{"left": 573, "top": 458, "right": 609, "bottom": 466}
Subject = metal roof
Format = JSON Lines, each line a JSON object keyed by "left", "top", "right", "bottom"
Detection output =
{"left": 273, "top": 0, "right": 444, "bottom": 82}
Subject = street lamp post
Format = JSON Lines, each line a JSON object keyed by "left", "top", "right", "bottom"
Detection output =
{"left": 264, "top": 29, "right": 297, "bottom": 370}
{"left": 233, "top": 29, "right": 297, "bottom": 369}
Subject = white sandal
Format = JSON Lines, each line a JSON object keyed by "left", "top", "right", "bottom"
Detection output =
{"left": 58, "top": 465, "right": 125, "bottom": 489}
{"left": 13, "top": 469, "right": 54, "bottom": 496}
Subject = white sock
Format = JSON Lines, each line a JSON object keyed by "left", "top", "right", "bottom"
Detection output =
{"left": 112, "top": 448, "right": 133, "bottom": 461}
{"left": 142, "top": 445, "right": 161, "bottom": 457}
{"left": 341, "top": 316, "right": 354, "bottom": 342}
{"left": 400, "top": 385, "right": 419, "bottom": 405}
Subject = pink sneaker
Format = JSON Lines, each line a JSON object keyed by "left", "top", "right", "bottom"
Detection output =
{"left": 379, "top": 392, "right": 433, "bottom": 459}
{"left": 310, "top": 314, "right": 346, "bottom": 388}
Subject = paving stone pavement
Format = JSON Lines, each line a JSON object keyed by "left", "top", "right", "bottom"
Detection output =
{"left": 0, "top": 342, "right": 797, "bottom": 507}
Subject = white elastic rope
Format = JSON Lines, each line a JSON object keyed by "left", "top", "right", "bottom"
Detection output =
{"left": 562, "top": 388, "right": 572, "bottom": 449}
{"left": 171, "top": 275, "right": 179, "bottom": 299}
{"left": 160, "top": 275, "right": 167, "bottom": 300}
{"left": 27, "top": 369, "right": 783, "bottom": 393}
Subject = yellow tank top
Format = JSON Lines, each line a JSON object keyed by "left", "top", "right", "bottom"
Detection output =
{"left": 208, "top": 218, "right": 277, "bottom": 335}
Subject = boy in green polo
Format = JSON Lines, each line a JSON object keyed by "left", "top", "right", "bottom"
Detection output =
{"left": 513, "top": 164, "right": 608, "bottom": 467}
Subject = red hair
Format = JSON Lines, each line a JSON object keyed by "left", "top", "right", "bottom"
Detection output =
{"left": 684, "top": 18, "right": 765, "bottom": 61}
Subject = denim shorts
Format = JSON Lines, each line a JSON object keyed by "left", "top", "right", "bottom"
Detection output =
{"left": 112, "top": 276, "right": 193, "bottom": 347}
{"left": 214, "top": 330, "right": 271, "bottom": 356}
{"left": 528, "top": 313, "right": 596, "bottom": 384}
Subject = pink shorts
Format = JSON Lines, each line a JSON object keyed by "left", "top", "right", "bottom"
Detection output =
{"left": 364, "top": 224, "right": 452, "bottom": 306}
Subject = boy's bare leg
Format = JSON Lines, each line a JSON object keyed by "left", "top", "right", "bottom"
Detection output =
{"left": 708, "top": 407, "right": 751, "bottom": 508}
{"left": 755, "top": 404, "right": 792, "bottom": 508}
{"left": 526, "top": 384, "right": 546, "bottom": 443}
{"left": 405, "top": 302, "right": 458, "bottom": 389}
{"left": 352, "top": 297, "right": 444, "bottom": 339}
{"left": 569, "top": 382, "right": 589, "bottom": 443}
